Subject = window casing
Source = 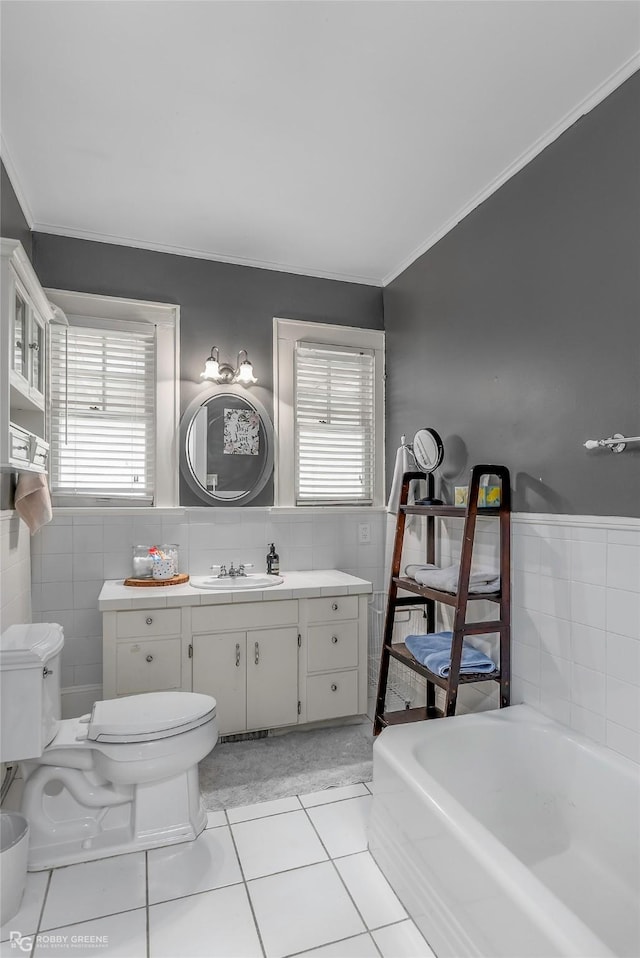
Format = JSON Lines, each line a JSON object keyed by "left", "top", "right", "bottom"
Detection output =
{"left": 274, "top": 318, "right": 384, "bottom": 508}
{"left": 46, "top": 290, "right": 179, "bottom": 508}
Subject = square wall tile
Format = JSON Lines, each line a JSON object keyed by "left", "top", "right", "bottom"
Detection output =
{"left": 606, "top": 589, "right": 640, "bottom": 639}
{"left": 570, "top": 581, "right": 606, "bottom": 631}
{"left": 606, "top": 721, "right": 640, "bottom": 763}
{"left": 570, "top": 623, "right": 606, "bottom": 673}
{"left": 571, "top": 663, "right": 605, "bottom": 715}
{"left": 607, "top": 632, "right": 640, "bottom": 686}
{"left": 571, "top": 539, "right": 607, "bottom": 586}
{"left": 606, "top": 676, "right": 640, "bottom": 732}
{"left": 607, "top": 544, "right": 640, "bottom": 593}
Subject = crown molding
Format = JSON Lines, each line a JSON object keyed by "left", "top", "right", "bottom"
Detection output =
{"left": 382, "top": 53, "right": 640, "bottom": 287}
{"left": 31, "top": 221, "right": 383, "bottom": 288}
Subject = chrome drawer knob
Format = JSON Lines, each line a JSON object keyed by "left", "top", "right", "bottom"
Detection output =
{"left": 331, "top": 636, "right": 338, "bottom": 644}
{"left": 331, "top": 683, "right": 338, "bottom": 692}
{"left": 146, "top": 655, "right": 154, "bottom": 663}
{"left": 145, "top": 617, "right": 153, "bottom": 625}
{"left": 332, "top": 603, "right": 338, "bottom": 611}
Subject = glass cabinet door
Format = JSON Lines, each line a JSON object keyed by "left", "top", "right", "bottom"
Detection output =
{"left": 13, "top": 287, "right": 27, "bottom": 379}
{"left": 29, "top": 311, "right": 45, "bottom": 395}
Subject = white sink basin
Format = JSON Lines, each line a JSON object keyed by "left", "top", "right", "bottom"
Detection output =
{"left": 190, "top": 574, "right": 284, "bottom": 590}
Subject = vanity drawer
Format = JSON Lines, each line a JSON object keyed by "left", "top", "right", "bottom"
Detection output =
{"left": 116, "top": 608, "right": 181, "bottom": 639}
{"left": 191, "top": 600, "right": 298, "bottom": 634}
{"left": 116, "top": 638, "right": 182, "bottom": 694}
{"left": 307, "top": 621, "right": 358, "bottom": 673}
{"left": 306, "top": 670, "right": 359, "bottom": 722}
{"left": 9, "top": 423, "right": 31, "bottom": 464}
{"left": 306, "top": 596, "right": 358, "bottom": 624}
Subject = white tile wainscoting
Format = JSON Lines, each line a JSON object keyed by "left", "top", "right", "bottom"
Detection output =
{"left": 392, "top": 512, "right": 640, "bottom": 764}
{"left": 5, "top": 503, "right": 639, "bottom": 764}
{"left": 28, "top": 507, "right": 387, "bottom": 714}
{"left": 0, "top": 510, "right": 31, "bottom": 632}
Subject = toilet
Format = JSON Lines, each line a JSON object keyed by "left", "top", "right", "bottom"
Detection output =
{"left": 0, "top": 623, "right": 218, "bottom": 870}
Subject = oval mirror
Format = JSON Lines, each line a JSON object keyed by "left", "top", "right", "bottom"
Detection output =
{"left": 412, "top": 428, "right": 444, "bottom": 474}
{"left": 180, "top": 387, "right": 274, "bottom": 505}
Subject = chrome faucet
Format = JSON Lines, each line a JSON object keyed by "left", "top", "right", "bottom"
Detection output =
{"left": 211, "top": 562, "right": 254, "bottom": 579}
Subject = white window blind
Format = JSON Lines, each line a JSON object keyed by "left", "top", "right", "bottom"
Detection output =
{"left": 49, "top": 321, "right": 156, "bottom": 502}
{"left": 294, "top": 341, "right": 375, "bottom": 505}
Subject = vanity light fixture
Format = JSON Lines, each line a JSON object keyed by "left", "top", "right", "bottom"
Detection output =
{"left": 233, "top": 349, "right": 258, "bottom": 385}
{"left": 200, "top": 347, "right": 258, "bottom": 386}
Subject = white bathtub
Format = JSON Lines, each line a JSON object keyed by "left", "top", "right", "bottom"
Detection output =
{"left": 369, "top": 705, "right": 640, "bottom": 958}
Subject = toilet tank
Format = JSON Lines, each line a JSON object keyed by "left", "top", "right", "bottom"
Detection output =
{"left": 0, "top": 623, "right": 64, "bottom": 762}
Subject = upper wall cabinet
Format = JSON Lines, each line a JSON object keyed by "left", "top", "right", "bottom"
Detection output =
{"left": 0, "top": 239, "right": 53, "bottom": 473}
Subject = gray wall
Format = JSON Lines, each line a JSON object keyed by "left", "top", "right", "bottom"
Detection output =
{"left": 1, "top": 159, "right": 32, "bottom": 508}
{"left": 1, "top": 160, "right": 32, "bottom": 261}
{"left": 32, "top": 234, "right": 383, "bottom": 505}
{"left": 384, "top": 71, "right": 640, "bottom": 516}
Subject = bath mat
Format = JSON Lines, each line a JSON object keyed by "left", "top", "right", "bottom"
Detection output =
{"left": 199, "top": 720, "right": 373, "bottom": 810}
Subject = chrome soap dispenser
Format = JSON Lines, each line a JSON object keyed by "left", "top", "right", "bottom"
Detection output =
{"left": 266, "top": 543, "right": 280, "bottom": 575}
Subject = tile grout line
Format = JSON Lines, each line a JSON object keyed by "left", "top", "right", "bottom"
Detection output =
{"left": 226, "top": 808, "right": 268, "bottom": 958}
{"left": 145, "top": 850, "right": 150, "bottom": 958}
{"left": 29, "top": 868, "right": 53, "bottom": 958}
{"left": 219, "top": 785, "right": 372, "bottom": 825}
{"left": 299, "top": 803, "right": 384, "bottom": 958}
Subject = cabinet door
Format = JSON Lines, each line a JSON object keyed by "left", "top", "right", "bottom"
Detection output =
{"left": 193, "top": 632, "right": 247, "bottom": 736}
{"left": 247, "top": 628, "right": 299, "bottom": 731}
{"left": 12, "top": 281, "right": 27, "bottom": 382}
{"left": 28, "top": 308, "right": 46, "bottom": 398}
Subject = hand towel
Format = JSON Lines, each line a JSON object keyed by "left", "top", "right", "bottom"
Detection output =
{"left": 404, "top": 631, "right": 497, "bottom": 677}
{"left": 14, "top": 472, "right": 53, "bottom": 535}
{"left": 386, "top": 443, "right": 419, "bottom": 514}
{"left": 404, "top": 562, "right": 500, "bottom": 595}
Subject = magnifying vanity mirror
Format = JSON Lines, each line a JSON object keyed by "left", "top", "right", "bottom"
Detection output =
{"left": 412, "top": 428, "right": 444, "bottom": 474}
{"left": 411, "top": 427, "right": 444, "bottom": 505}
{"left": 180, "top": 386, "right": 274, "bottom": 505}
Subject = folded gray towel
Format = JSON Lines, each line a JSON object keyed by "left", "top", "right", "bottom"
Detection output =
{"left": 404, "top": 562, "right": 500, "bottom": 594}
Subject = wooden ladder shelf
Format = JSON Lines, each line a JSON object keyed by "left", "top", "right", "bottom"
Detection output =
{"left": 374, "top": 464, "right": 511, "bottom": 734}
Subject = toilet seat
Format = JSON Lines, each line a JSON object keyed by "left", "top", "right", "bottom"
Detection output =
{"left": 88, "top": 691, "right": 217, "bottom": 744}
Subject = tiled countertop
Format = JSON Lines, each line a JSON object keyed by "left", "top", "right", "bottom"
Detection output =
{"left": 98, "top": 570, "right": 373, "bottom": 611}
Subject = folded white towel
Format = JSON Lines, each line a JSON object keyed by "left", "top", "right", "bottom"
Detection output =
{"left": 405, "top": 562, "right": 500, "bottom": 595}
{"left": 15, "top": 473, "right": 53, "bottom": 535}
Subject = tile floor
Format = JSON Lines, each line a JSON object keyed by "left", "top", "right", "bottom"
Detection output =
{"left": 1, "top": 782, "right": 436, "bottom": 958}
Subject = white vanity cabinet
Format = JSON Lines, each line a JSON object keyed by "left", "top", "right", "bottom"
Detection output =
{"left": 190, "top": 599, "right": 300, "bottom": 735}
{"left": 300, "top": 595, "right": 368, "bottom": 724}
{"left": 99, "top": 571, "right": 372, "bottom": 736}
{"left": 102, "top": 608, "right": 191, "bottom": 699}
{"left": 0, "top": 239, "right": 53, "bottom": 473}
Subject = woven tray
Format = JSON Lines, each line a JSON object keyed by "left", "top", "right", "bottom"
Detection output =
{"left": 123, "top": 573, "right": 190, "bottom": 588}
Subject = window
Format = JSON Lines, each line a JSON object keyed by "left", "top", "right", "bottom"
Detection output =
{"left": 295, "top": 342, "right": 375, "bottom": 504}
{"left": 46, "top": 290, "right": 179, "bottom": 507}
{"left": 274, "top": 318, "right": 384, "bottom": 508}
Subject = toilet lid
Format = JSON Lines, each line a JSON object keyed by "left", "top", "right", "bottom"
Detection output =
{"left": 88, "top": 691, "right": 217, "bottom": 743}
